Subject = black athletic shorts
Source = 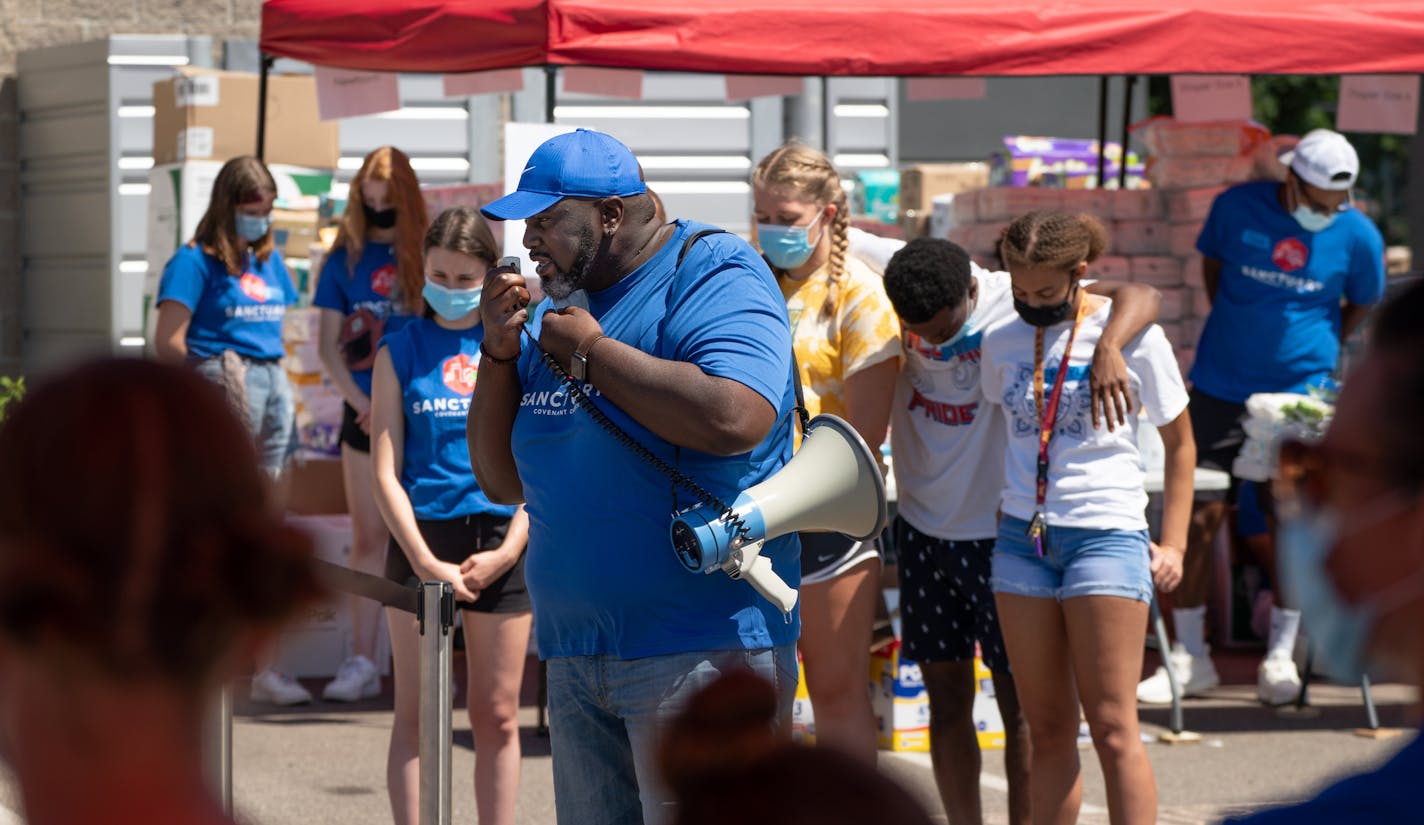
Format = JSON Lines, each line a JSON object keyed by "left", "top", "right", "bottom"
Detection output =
{"left": 340, "top": 401, "right": 370, "bottom": 453}
{"left": 384, "top": 513, "right": 530, "bottom": 613}
{"left": 894, "top": 516, "right": 1010, "bottom": 673}
{"left": 799, "top": 531, "right": 882, "bottom": 586}
{"left": 1189, "top": 387, "right": 1247, "bottom": 501}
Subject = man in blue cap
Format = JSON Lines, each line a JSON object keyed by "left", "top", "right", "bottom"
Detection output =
{"left": 466, "top": 129, "right": 801, "bottom": 825}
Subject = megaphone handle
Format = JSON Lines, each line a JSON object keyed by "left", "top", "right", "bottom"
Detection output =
{"left": 741, "top": 556, "right": 798, "bottom": 621}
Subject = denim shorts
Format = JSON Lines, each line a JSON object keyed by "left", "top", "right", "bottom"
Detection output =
{"left": 193, "top": 355, "right": 295, "bottom": 476}
{"left": 546, "top": 643, "right": 798, "bottom": 825}
{"left": 991, "top": 514, "right": 1153, "bottom": 604}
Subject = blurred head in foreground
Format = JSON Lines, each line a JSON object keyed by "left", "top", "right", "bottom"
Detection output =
{"left": 661, "top": 670, "right": 935, "bottom": 825}
{"left": 0, "top": 358, "right": 320, "bottom": 823}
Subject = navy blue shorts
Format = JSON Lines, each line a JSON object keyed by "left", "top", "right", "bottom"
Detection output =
{"left": 894, "top": 516, "right": 1010, "bottom": 673}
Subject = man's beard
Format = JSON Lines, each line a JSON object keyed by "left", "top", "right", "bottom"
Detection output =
{"left": 541, "top": 225, "right": 601, "bottom": 301}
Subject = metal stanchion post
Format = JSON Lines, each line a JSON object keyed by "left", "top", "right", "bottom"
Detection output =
{"left": 418, "top": 581, "right": 456, "bottom": 825}
{"left": 204, "top": 686, "right": 233, "bottom": 813}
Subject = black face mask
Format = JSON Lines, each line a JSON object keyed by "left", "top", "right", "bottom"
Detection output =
{"left": 363, "top": 203, "right": 397, "bottom": 229}
{"left": 1013, "top": 285, "right": 1078, "bottom": 328}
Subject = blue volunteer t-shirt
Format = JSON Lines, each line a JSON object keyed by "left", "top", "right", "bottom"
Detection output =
{"left": 157, "top": 244, "right": 297, "bottom": 360}
{"left": 384, "top": 318, "right": 518, "bottom": 521}
{"left": 512, "top": 220, "right": 801, "bottom": 660}
{"left": 313, "top": 241, "right": 415, "bottom": 395}
{"left": 1191, "top": 181, "right": 1385, "bottom": 403}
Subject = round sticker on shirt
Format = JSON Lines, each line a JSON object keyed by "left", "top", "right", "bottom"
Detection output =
{"left": 1272, "top": 238, "right": 1309, "bottom": 273}
{"left": 239, "top": 272, "right": 271, "bottom": 302}
{"left": 371, "top": 264, "right": 398, "bottom": 297}
{"left": 441, "top": 353, "right": 477, "bottom": 395}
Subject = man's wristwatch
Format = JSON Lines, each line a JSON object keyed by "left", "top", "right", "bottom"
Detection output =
{"left": 570, "top": 334, "right": 606, "bottom": 382}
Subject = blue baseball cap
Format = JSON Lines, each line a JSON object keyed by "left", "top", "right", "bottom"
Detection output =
{"left": 481, "top": 128, "right": 647, "bottom": 221}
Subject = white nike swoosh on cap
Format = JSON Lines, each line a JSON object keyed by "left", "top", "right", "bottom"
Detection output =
{"left": 523, "top": 165, "right": 536, "bottom": 174}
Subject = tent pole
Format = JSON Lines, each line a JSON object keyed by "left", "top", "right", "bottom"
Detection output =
{"left": 257, "top": 53, "right": 273, "bottom": 162}
{"left": 1119, "top": 74, "right": 1137, "bottom": 188}
{"left": 820, "top": 76, "right": 831, "bottom": 154}
{"left": 1096, "top": 76, "right": 1109, "bottom": 187}
{"left": 544, "top": 66, "right": 557, "bottom": 124}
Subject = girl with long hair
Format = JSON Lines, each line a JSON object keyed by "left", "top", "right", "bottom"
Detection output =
{"left": 313, "top": 146, "right": 431, "bottom": 703}
{"left": 750, "top": 144, "right": 902, "bottom": 763}
{"left": 153, "top": 156, "right": 309, "bottom": 704}
{"left": 370, "top": 206, "right": 532, "bottom": 825}
{"left": 980, "top": 210, "right": 1195, "bottom": 825}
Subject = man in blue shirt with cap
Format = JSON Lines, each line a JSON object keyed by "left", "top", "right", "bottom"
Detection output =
{"left": 466, "top": 129, "right": 801, "bottom": 825}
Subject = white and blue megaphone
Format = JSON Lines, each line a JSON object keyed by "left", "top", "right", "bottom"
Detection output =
{"left": 670, "top": 415, "right": 888, "bottom": 620}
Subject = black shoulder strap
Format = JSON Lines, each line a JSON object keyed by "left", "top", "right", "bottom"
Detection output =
{"left": 674, "top": 226, "right": 809, "bottom": 437}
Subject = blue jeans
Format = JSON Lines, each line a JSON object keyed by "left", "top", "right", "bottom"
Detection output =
{"left": 194, "top": 355, "right": 294, "bottom": 475}
{"left": 546, "top": 643, "right": 798, "bottom": 825}
{"left": 991, "top": 514, "right": 1154, "bottom": 604}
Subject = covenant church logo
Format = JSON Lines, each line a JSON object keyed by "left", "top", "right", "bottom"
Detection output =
{"left": 442, "top": 354, "right": 477, "bottom": 395}
{"left": 371, "top": 264, "right": 397, "bottom": 297}
{"left": 239, "top": 272, "right": 270, "bottom": 302}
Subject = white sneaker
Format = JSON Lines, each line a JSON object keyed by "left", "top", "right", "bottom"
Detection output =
{"left": 1136, "top": 643, "right": 1221, "bottom": 704}
{"left": 250, "top": 669, "right": 313, "bottom": 706}
{"left": 322, "top": 655, "right": 381, "bottom": 702}
{"left": 1257, "top": 654, "right": 1302, "bottom": 706}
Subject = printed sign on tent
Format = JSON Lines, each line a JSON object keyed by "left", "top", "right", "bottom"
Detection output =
{"left": 725, "top": 75, "right": 805, "bottom": 102}
{"left": 561, "top": 67, "right": 644, "bottom": 100}
{"left": 906, "top": 77, "right": 987, "bottom": 101}
{"left": 1337, "top": 75, "right": 1419, "bottom": 135}
{"left": 443, "top": 69, "right": 526, "bottom": 98}
{"left": 314, "top": 66, "right": 401, "bottom": 121}
{"left": 1170, "top": 75, "right": 1252, "bottom": 123}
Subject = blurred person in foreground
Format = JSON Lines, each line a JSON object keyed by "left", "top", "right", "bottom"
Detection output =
{"left": 660, "top": 670, "right": 936, "bottom": 825}
{"left": 1221, "top": 280, "right": 1424, "bottom": 824}
{"left": 0, "top": 358, "right": 321, "bottom": 825}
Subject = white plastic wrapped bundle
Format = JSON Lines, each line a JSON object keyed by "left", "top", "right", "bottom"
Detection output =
{"left": 1231, "top": 392, "right": 1333, "bottom": 481}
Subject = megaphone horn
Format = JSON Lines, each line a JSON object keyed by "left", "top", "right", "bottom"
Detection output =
{"left": 670, "top": 414, "right": 889, "bottom": 618}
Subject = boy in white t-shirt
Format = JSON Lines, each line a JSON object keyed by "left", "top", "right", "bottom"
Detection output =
{"left": 980, "top": 210, "right": 1195, "bottom": 825}
{"left": 880, "top": 237, "right": 1161, "bottom": 825}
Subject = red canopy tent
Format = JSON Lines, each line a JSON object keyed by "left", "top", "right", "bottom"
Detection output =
{"left": 261, "top": 0, "right": 1424, "bottom": 76}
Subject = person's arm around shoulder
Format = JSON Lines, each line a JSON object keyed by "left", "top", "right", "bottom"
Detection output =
{"left": 467, "top": 266, "right": 528, "bottom": 504}
{"left": 1084, "top": 280, "right": 1162, "bottom": 431}
{"left": 369, "top": 345, "right": 479, "bottom": 602}
{"left": 840, "top": 266, "right": 904, "bottom": 450}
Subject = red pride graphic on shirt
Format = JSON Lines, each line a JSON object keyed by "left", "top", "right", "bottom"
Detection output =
{"left": 441, "top": 353, "right": 477, "bottom": 395}
{"left": 238, "top": 272, "right": 270, "bottom": 302}
{"left": 1272, "top": 238, "right": 1309, "bottom": 273}
{"left": 371, "top": 264, "right": 397, "bottom": 297}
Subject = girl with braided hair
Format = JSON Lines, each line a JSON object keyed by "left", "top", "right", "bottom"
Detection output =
{"left": 980, "top": 210, "right": 1196, "bottom": 825}
{"left": 751, "top": 144, "right": 902, "bottom": 763}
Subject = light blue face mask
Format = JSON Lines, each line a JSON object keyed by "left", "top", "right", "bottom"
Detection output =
{"left": 422, "top": 280, "right": 482, "bottom": 321}
{"left": 235, "top": 213, "right": 272, "bottom": 242}
{"left": 758, "top": 212, "right": 825, "bottom": 270}
{"left": 1290, "top": 179, "right": 1343, "bottom": 233}
{"left": 1278, "top": 496, "right": 1422, "bottom": 683}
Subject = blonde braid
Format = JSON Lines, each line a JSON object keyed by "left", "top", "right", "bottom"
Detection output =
{"left": 822, "top": 191, "right": 850, "bottom": 319}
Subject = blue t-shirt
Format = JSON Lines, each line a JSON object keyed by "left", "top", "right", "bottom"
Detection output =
{"left": 384, "top": 318, "right": 517, "bottom": 521}
{"left": 1191, "top": 181, "right": 1385, "bottom": 403}
{"left": 511, "top": 220, "right": 800, "bottom": 659}
{"left": 313, "top": 241, "right": 415, "bottom": 395}
{"left": 1222, "top": 729, "right": 1422, "bottom": 824}
{"left": 157, "top": 244, "right": 297, "bottom": 360}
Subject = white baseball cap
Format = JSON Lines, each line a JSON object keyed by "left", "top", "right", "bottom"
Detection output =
{"left": 1284, "top": 129, "right": 1359, "bottom": 191}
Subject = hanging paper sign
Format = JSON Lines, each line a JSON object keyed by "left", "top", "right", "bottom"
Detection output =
{"left": 314, "top": 66, "right": 401, "bottom": 121}
{"left": 1337, "top": 75, "right": 1419, "bottom": 135}
{"left": 906, "top": 77, "right": 987, "bottom": 101}
{"left": 1170, "top": 75, "right": 1252, "bottom": 123}
{"left": 725, "top": 75, "right": 805, "bottom": 102}
{"left": 561, "top": 67, "right": 644, "bottom": 100}
{"left": 443, "top": 69, "right": 526, "bottom": 98}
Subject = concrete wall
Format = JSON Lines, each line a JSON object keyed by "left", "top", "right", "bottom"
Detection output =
{"left": 0, "top": 1, "right": 259, "bottom": 377}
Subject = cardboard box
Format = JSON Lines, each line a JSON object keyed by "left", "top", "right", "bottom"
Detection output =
{"left": 899, "top": 163, "right": 991, "bottom": 223}
{"left": 791, "top": 651, "right": 816, "bottom": 744}
{"left": 276, "top": 514, "right": 392, "bottom": 678}
{"left": 972, "top": 656, "right": 1006, "bottom": 750}
{"left": 153, "top": 67, "right": 339, "bottom": 169}
{"left": 870, "top": 641, "right": 930, "bottom": 752}
{"left": 271, "top": 208, "right": 321, "bottom": 262}
{"left": 284, "top": 454, "right": 347, "bottom": 515}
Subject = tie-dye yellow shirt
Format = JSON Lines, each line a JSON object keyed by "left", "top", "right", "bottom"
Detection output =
{"left": 779, "top": 254, "right": 903, "bottom": 422}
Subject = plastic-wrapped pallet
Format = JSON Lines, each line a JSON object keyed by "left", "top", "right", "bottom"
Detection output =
{"left": 1148, "top": 155, "right": 1254, "bottom": 190}
{"left": 1086, "top": 255, "right": 1130, "bottom": 282}
{"left": 1056, "top": 188, "right": 1115, "bottom": 218}
{"left": 976, "top": 187, "right": 1064, "bottom": 222}
{"left": 1166, "top": 187, "right": 1228, "bottom": 223}
{"left": 1157, "top": 288, "right": 1186, "bottom": 322}
{"left": 1114, "top": 221, "right": 1171, "bottom": 256}
{"left": 1168, "top": 223, "right": 1202, "bottom": 258}
{"left": 1129, "top": 256, "right": 1182, "bottom": 286}
{"left": 1109, "top": 188, "right": 1165, "bottom": 221}
{"left": 1180, "top": 254, "right": 1206, "bottom": 287}
{"left": 1134, "top": 118, "right": 1271, "bottom": 158}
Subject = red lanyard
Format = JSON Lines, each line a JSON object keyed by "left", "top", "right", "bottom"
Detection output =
{"left": 1027, "top": 297, "right": 1090, "bottom": 556}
